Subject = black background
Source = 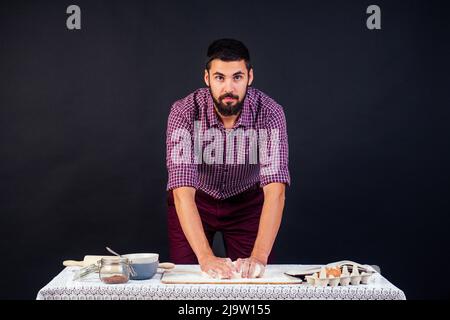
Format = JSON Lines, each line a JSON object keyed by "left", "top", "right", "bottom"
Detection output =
{"left": 1, "top": 0, "right": 449, "bottom": 299}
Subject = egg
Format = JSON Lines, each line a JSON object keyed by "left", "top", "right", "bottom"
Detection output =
{"left": 326, "top": 266, "right": 342, "bottom": 278}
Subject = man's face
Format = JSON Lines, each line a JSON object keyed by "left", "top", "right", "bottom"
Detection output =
{"left": 204, "top": 59, "right": 254, "bottom": 117}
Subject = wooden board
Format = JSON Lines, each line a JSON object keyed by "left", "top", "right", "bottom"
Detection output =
{"left": 161, "top": 266, "right": 302, "bottom": 285}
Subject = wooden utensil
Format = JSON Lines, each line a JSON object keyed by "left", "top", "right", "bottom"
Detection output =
{"left": 63, "top": 255, "right": 113, "bottom": 267}
{"left": 63, "top": 256, "right": 175, "bottom": 270}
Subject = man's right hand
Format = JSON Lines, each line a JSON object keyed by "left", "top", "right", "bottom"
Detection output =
{"left": 199, "top": 255, "right": 237, "bottom": 279}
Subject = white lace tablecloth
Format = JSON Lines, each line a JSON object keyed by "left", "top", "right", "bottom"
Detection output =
{"left": 36, "top": 265, "right": 406, "bottom": 300}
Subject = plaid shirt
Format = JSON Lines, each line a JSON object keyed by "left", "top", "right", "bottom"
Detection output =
{"left": 166, "top": 87, "right": 290, "bottom": 199}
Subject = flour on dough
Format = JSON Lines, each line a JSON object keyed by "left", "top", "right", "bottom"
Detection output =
{"left": 202, "top": 261, "right": 263, "bottom": 279}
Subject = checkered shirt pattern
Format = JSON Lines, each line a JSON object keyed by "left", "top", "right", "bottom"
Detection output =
{"left": 166, "top": 87, "right": 290, "bottom": 199}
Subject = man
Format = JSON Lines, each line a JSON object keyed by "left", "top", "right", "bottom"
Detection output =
{"left": 166, "top": 39, "right": 290, "bottom": 279}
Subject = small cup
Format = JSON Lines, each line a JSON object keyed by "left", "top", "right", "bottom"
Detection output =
{"left": 122, "top": 253, "right": 159, "bottom": 280}
{"left": 361, "top": 272, "right": 372, "bottom": 284}
{"left": 305, "top": 276, "right": 316, "bottom": 285}
{"left": 328, "top": 277, "right": 340, "bottom": 287}
{"left": 339, "top": 276, "right": 351, "bottom": 286}
{"left": 350, "top": 275, "right": 362, "bottom": 285}
{"left": 315, "top": 278, "right": 329, "bottom": 287}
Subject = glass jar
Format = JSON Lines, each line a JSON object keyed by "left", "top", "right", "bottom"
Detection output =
{"left": 99, "top": 257, "right": 131, "bottom": 284}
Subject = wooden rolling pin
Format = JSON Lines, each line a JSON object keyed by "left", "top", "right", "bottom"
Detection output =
{"left": 63, "top": 255, "right": 175, "bottom": 269}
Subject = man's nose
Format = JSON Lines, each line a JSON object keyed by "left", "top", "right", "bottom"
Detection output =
{"left": 223, "top": 79, "right": 234, "bottom": 93}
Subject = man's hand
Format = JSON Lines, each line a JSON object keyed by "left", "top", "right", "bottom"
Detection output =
{"left": 234, "top": 257, "right": 266, "bottom": 278}
{"left": 199, "top": 255, "right": 237, "bottom": 279}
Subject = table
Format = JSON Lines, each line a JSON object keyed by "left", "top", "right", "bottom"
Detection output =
{"left": 36, "top": 265, "right": 406, "bottom": 300}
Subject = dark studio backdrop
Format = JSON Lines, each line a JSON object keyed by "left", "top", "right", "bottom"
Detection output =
{"left": 1, "top": 0, "right": 449, "bottom": 300}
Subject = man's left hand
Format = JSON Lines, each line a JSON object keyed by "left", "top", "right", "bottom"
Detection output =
{"left": 234, "top": 256, "right": 266, "bottom": 278}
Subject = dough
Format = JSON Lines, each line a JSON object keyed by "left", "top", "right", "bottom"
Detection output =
{"left": 202, "top": 261, "right": 264, "bottom": 279}
{"left": 249, "top": 263, "right": 263, "bottom": 278}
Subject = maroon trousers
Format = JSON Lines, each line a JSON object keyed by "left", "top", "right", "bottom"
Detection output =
{"left": 167, "top": 184, "right": 274, "bottom": 264}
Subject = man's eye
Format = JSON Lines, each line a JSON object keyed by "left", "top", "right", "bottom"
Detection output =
{"left": 215, "top": 76, "right": 224, "bottom": 81}
{"left": 234, "top": 75, "right": 242, "bottom": 80}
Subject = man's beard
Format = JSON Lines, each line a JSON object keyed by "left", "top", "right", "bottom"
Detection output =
{"left": 209, "top": 87, "right": 248, "bottom": 117}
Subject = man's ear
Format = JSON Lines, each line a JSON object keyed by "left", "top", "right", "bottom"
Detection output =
{"left": 204, "top": 69, "right": 210, "bottom": 87}
{"left": 248, "top": 68, "right": 254, "bottom": 86}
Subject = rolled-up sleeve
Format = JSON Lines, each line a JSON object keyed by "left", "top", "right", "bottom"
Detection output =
{"left": 166, "top": 103, "right": 198, "bottom": 190}
{"left": 259, "top": 105, "right": 291, "bottom": 187}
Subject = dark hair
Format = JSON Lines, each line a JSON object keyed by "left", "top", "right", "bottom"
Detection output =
{"left": 205, "top": 38, "right": 252, "bottom": 70}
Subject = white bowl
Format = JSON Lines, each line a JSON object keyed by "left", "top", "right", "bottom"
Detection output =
{"left": 122, "top": 253, "right": 159, "bottom": 264}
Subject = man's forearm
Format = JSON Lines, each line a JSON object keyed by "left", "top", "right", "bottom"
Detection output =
{"left": 173, "top": 187, "right": 214, "bottom": 263}
{"left": 251, "top": 183, "right": 286, "bottom": 264}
